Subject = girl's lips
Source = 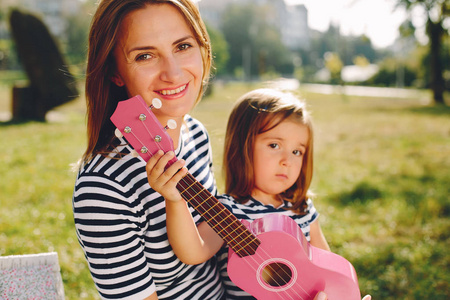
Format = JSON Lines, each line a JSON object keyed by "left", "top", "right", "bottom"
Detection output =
{"left": 156, "top": 83, "right": 188, "bottom": 97}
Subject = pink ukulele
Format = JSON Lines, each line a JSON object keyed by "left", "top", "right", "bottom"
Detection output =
{"left": 111, "top": 95, "right": 361, "bottom": 300}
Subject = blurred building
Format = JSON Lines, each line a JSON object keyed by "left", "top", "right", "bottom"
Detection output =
{"left": 198, "top": 0, "right": 310, "bottom": 50}
{"left": 0, "top": 0, "right": 80, "bottom": 39}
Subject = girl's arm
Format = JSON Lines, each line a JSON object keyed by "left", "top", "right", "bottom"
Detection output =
{"left": 309, "top": 219, "right": 330, "bottom": 251}
{"left": 143, "top": 292, "right": 158, "bottom": 300}
{"left": 146, "top": 150, "right": 224, "bottom": 264}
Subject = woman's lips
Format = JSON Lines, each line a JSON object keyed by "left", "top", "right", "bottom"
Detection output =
{"left": 156, "top": 83, "right": 187, "bottom": 96}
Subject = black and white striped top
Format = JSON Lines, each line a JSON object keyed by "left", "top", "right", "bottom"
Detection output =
{"left": 73, "top": 115, "right": 225, "bottom": 300}
{"left": 217, "top": 195, "right": 318, "bottom": 299}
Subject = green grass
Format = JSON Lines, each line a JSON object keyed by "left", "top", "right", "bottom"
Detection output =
{"left": 0, "top": 80, "right": 449, "bottom": 299}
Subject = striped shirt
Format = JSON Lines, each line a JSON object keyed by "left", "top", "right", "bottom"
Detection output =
{"left": 217, "top": 195, "right": 318, "bottom": 299}
{"left": 73, "top": 115, "right": 225, "bottom": 300}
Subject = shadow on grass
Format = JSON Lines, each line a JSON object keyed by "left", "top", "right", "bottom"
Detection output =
{"left": 330, "top": 181, "right": 383, "bottom": 206}
{"left": 0, "top": 119, "right": 46, "bottom": 127}
{"left": 406, "top": 103, "right": 450, "bottom": 116}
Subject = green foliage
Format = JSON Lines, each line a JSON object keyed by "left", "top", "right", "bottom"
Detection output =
{"left": 1, "top": 81, "right": 449, "bottom": 299}
{"left": 64, "top": 14, "right": 89, "bottom": 72}
{"left": 221, "top": 3, "right": 292, "bottom": 78}
{"left": 324, "top": 52, "right": 343, "bottom": 84}
{"left": 300, "top": 24, "right": 379, "bottom": 72}
{"left": 206, "top": 23, "right": 229, "bottom": 77}
{"left": 365, "top": 58, "right": 417, "bottom": 87}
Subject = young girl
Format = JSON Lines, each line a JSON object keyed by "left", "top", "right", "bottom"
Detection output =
{"left": 148, "top": 88, "right": 332, "bottom": 299}
{"left": 217, "top": 88, "right": 330, "bottom": 298}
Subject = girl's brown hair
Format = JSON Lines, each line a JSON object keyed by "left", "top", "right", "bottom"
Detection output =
{"left": 223, "top": 88, "right": 314, "bottom": 214}
{"left": 82, "top": 0, "right": 212, "bottom": 163}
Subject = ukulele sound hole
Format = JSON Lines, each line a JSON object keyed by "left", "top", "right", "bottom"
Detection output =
{"left": 261, "top": 262, "right": 292, "bottom": 287}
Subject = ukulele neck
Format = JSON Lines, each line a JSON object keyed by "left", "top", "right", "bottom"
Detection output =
{"left": 177, "top": 173, "right": 260, "bottom": 258}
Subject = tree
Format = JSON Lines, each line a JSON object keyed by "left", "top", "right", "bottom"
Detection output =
{"left": 396, "top": 0, "right": 449, "bottom": 105}
{"left": 65, "top": 14, "right": 89, "bottom": 68}
{"left": 205, "top": 24, "right": 229, "bottom": 77}
{"left": 324, "top": 52, "right": 343, "bottom": 84}
{"left": 221, "top": 3, "right": 292, "bottom": 78}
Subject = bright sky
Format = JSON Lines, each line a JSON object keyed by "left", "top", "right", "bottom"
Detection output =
{"left": 285, "top": 0, "right": 410, "bottom": 48}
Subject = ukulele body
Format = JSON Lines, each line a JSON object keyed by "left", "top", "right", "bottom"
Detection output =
{"left": 227, "top": 214, "right": 360, "bottom": 300}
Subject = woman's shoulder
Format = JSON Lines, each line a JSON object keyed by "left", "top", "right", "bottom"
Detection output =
{"left": 184, "top": 114, "right": 208, "bottom": 134}
{"left": 75, "top": 144, "right": 148, "bottom": 193}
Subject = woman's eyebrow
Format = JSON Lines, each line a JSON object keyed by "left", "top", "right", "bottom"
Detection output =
{"left": 127, "top": 35, "right": 195, "bottom": 55}
{"left": 172, "top": 35, "right": 196, "bottom": 45}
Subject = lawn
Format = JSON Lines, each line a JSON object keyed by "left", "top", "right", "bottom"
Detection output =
{"left": 0, "top": 78, "right": 448, "bottom": 299}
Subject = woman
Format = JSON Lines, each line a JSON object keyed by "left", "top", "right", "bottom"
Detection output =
{"left": 73, "top": 1, "right": 224, "bottom": 299}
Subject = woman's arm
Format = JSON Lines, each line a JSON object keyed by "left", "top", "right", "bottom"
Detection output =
{"left": 146, "top": 150, "right": 223, "bottom": 264}
{"left": 309, "top": 219, "right": 330, "bottom": 251}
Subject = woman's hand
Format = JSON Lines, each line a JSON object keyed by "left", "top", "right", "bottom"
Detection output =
{"left": 146, "top": 150, "right": 187, "bottom": 202}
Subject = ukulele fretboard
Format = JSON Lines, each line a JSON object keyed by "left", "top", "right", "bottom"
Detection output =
{"left": 177, "top": 173, "right": 261, "bottom": 257}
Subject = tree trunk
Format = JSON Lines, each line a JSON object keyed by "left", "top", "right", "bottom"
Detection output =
{"left": 427, "top": 19, "right": 445, "bottom": 105}
{"left": 12, "top": 83, "right": 46, "bottom": 121}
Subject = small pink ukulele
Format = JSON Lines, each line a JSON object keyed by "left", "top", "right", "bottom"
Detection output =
{"left": 111, "top": 95, "right": 361, "bottom": 300}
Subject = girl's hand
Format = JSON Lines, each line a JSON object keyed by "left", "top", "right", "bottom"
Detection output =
{"left": 146, "top": 150, "right": 188, "bottom": 202}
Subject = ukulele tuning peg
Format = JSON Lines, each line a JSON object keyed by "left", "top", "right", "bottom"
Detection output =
{"left": 165, "top": 119, "right": 177, "bottom": 130}
{"left": 115, "top": 128, "right": 123, "bottom": 138}
{"left": 139, "top": 114, "right": 147, "bottom": 121}
{"left": 149, "top": 98, "right": 162, "bottom": 109}
{"left": 140, "top": 146, "right": 148, "bottom": 154}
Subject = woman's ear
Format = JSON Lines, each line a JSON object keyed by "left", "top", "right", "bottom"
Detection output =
{"left": 111, "top": 74, "right": 125, "bottom": 87}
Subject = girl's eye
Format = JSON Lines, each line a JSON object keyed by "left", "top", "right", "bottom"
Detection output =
{"left": 136, "top": 53, "right": 152, "bottom": 61}
{"left": 269, "top": 143, "right": 279, "bottom": 149}
{"left": 293, "top": 150, "right": 303, "bottom": 156}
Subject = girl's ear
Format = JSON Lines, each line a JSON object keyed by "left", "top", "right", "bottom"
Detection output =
{"left": 111, "top": 74, "right": 125, "bottom": 87}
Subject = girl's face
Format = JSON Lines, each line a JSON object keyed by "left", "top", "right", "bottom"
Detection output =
{"left": 112, "top": 4, "right": 203, "bottom": 124}
{"left": 251, "top": 118, "right": 309, "bottom": 205}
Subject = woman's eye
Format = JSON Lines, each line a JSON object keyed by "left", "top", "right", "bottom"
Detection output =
{"left": 178, "top": 43, "right": 192, "bottom": 51}
{"left": 136, "top": 53, "right": 152, "bottom": 61}
{"left": 269, "top": 143, "right": 279, "bottom": 149}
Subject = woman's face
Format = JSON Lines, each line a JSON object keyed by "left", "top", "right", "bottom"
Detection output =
{"left": 113, "top": 3, "right": 203, "bottom": 124}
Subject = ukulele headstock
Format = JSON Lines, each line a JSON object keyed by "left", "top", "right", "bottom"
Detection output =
{"left": 110, "top": 95, "right": 177, "bottom": 166}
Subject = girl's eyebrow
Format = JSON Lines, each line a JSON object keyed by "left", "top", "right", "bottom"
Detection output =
{"left": 261, "top": 136, "right": 307, "bottom": 148}
{"left": 127, "top": 35, "right": 195, "bottom": 55}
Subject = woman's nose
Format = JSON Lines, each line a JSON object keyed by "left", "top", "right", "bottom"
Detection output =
{"left": 159, "top": 55, "right": 182, "bottom": 82}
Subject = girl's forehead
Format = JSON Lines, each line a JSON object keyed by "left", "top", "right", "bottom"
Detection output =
{"left": 261, "top": 113, "right": 303, "bottom": 130}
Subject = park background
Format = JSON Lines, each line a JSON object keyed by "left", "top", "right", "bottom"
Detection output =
{"left": 0, "top": 0, "right": 449, "bottom": 299}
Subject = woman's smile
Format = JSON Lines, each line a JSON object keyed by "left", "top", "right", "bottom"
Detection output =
{"left": 156, "top": 83, "right": 188, "bottom": 96}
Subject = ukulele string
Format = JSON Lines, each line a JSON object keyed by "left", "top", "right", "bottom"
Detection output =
{"left": 131, "top": 116, "right": 310, "bottom": 299}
